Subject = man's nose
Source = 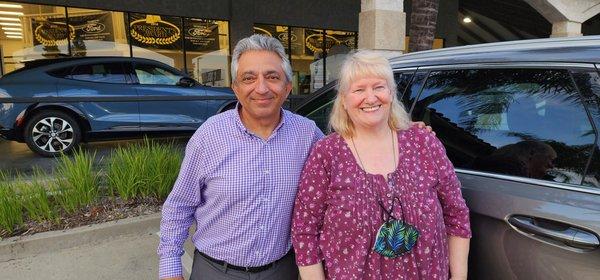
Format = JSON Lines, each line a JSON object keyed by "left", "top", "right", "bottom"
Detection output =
{"left": 255, "top": 76, "right": 269, "bottom": 94}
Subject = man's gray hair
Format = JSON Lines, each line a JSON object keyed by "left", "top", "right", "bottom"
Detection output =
{"left": 230, "top": 34, "right": 293, "bottom": 83}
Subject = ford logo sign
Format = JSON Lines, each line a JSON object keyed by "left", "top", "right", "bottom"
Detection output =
{"left": 83, "top": 23, "right": 106, "bottom": 33}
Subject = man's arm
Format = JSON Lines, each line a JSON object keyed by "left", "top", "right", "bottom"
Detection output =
{"left": 158, "top": 139, "right": 205, "bottom": 279}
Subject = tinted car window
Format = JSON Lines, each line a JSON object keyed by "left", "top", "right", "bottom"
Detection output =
{"left": 69, "top": 63, "right": 127, "bottom": 83}
{"left": 134, "top": 63, "right": 183, "bottom": 85}
{"left": 401, "top": 71, "right": 428, "bottom": 112}
{"left": 413, "top": 69, "right": 595, "bottom": 186}
{"left": 571, "top": 69, "right": 600, "bottom": 188}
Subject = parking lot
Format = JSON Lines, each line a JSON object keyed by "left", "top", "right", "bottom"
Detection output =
{"left": 0, "top": 137, "right": 188, "bottom": 176}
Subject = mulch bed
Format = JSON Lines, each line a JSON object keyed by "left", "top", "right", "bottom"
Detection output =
{"left": 0, "top": 197, "right": 162, "bottom": 239}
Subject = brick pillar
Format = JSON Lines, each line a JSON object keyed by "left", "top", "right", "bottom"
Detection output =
{"left": 358, "top": 0, "right": 405, "bottom": 57}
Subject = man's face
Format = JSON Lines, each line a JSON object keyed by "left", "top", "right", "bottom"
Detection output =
{"left": 232, "top": 50, "right": 292, "bottom": 122}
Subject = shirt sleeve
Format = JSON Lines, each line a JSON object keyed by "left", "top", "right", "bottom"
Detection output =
{"left": 426, "top": 132, "right": 472, "bottom": 238}
{"left": 157, "top": 137, "right": 206, "bottom": 279}
{"left": 291, "top": 140, "right": 331, "bottom": 266}
{"left": 311, "top": 122, "right": 326, "bottom": 145}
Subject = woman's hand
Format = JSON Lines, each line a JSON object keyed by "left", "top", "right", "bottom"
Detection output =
{"left": 299, "top": 262, "right": 326, "bottom": 280}
{"left": 449, "top": 236, "right": 470, "bottom": 280}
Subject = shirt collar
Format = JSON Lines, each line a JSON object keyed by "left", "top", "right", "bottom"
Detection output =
{"left": 233, "top": 102, "right": 287, "bottom": 138}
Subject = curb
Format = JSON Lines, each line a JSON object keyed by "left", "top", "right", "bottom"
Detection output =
{"left": 0, "top": 213, "right": 162, "bottom": 262}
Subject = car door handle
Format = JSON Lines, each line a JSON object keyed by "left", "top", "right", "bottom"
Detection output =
{"left": 508, "top": 215, "right": 600, "bottom": 250}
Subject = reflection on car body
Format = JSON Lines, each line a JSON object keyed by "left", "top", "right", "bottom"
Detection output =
{"left": 295, "top": 36, "right": 600, "bottom": 279}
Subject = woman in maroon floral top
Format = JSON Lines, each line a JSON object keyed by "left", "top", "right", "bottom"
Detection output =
{"left": 291, "top": 50, "right": 471, "bottom": 280}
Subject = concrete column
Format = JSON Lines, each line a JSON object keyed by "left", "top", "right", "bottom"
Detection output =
{"left": 524, "top": 0, "right": 600, "bottom": 37}
{"left": 551, "top": 21, "right": 583, "bottom": 37}
{"left": 358, "top": 0, "right": 405, "bottom": 56}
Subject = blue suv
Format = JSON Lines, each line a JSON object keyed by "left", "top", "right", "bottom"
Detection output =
{"left": 0, "top": 57, "right": 237, "bottom": 157}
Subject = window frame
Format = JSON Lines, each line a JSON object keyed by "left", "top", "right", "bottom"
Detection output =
{"left": 130, "top": 61, "right": 187, "bottom": 86}
{"left": 61, "top": 62, "right": 130, "bottom": 84}
{"left": 392, "top": 62, "right": 600, "bottom": 195}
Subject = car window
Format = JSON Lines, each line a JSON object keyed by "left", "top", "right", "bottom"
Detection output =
{"left": 134, "top": 63, "right": 183, "bottom": 85}
{"left": 68, "top": 63, "right": 127, "bottom": 84}
{"left": 413, "top": 68, "right": 595, "bottom": 187}
{"left": 400, "top": 71, "right": 428, "bottom": 113}
{"left": 571, "top": 69, "right": 600, "bottom": 188}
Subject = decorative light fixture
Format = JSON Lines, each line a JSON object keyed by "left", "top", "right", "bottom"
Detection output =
{"left": 0, "top": 22, "right": 19, "bottom": 26}
{"left": 0, "top": 17, "right": 19, "bottom": 22}
{"left": 6, "top": 35, "right": 22, "bottom": 39}
{"left": 2, "top": 27, "right": 21, "bottom": 31}
{"left": 4, "top": 31, "right": 22, "bottom": 35}
{"left": 0, "top": 4, "right": 23, "bottom": 9}
{"left": 463, "top": 17, "right": 472, "bottom": 23}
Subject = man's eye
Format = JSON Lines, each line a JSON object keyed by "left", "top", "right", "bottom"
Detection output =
{"left": 267, "top": 75, "right": 280, "bottom": 80}
{"left": 353, "top": 89, "right": 364, "bottom": 94}
{"left": 242, "top": 76, "right": 255, "bottom": 82}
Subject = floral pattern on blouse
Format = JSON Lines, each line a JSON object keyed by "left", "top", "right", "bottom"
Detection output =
{"left": 292, "top": 126, "right": 471, "bottom": 280}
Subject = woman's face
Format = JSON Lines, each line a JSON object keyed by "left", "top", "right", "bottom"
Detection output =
{"left": 343, "top": 76, "right": 393, "bottom": 131}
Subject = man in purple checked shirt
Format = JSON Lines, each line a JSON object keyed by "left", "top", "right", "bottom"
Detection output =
{"left": 157, "top": 34, "right": 323, "bottom": 280}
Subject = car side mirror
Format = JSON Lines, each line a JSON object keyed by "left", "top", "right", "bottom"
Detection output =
{"left": 177, "top": 77, "right": 196, "bottom": 87}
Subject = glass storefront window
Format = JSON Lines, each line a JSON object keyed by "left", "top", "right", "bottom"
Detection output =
{"left": 185, "top": 18, "right": 230, "bottom": 86}
{"left": 129, "top": 13, "right": 184, "bottom": 71}
{"left": 0, "top": 3, "right": 68, "bottom": 73}
{"left": 325, "top": 30, "right": 356, "bottom": 84}
{"left": 66, "top": 8, "right": 127, "bottom": 57}
{"left": 253, "top": 24, "right": 357, "bottom": 95}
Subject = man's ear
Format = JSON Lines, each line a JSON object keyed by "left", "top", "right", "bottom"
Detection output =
{"left": 285, "top": 81, "right": 292, "bottom": 97}
{"left": 231, "top": 81, "right": 241, "bottom": 97}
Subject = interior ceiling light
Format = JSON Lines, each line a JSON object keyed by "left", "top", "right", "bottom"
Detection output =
{"left": 463, "top": 17, "right": 472, "bottom": 23}
{"left": 0, "top": 11, "right": 23, "bottom": 16}
{"left": 2, "top": 27, "right": 21, "bottom": 31}
{"left": 0, "top": 4, "right": 23, "bottom": 9}
{"left": 4, "top": 31, "right": 22, "bottom": 35}
{"left": 0, "top": 22, "right": 19, "bottom": 26}
{"left": 6, "top": 35, "right": 22, "bottom": 39}
{"left": 0, "top": 16, "right": 19, "bottom": 21}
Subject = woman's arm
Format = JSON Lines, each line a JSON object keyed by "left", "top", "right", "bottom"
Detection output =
{"left": 299, "top": 263, "right": 326, "bottom": 280}
{"left": 292, "top": 140, "right": 331, "bottom": 274}
{"left": 449, "top": 236, "right": 470, "bottom": 280}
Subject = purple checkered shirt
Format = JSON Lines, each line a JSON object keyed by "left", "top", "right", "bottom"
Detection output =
{"left": 157, "top": 107, "right": 324, "bottom": 279}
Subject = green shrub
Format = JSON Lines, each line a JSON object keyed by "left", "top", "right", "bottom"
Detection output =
{"left": 0, "top": 177, "right": 23, "bottom": 234}
{"left": 18, "top": 171, "right": 57, "bottom": 223}
{"left": 54, "top": 149, "right": 99, "bottom": 213}
{"left": 107, "top": 138, "right": 182, "bottom": 201}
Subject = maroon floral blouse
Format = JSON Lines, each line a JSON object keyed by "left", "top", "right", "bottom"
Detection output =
{"left": 291, "top": 126, "right": 471, "bottom": 279}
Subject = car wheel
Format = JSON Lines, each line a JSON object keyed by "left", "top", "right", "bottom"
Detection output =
{"left": 24, "top": 110, "right": 81, "bottom": 157}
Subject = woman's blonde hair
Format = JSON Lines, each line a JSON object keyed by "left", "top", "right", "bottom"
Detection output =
{"left": 328, "top": 50, "right": 410, "bottom": 138}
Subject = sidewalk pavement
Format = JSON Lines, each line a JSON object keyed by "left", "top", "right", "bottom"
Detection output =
{"left": 0, "top": 213, "right": 195, "bottom": 280}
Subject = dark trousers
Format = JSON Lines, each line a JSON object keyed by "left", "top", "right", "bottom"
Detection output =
{"left": 190, "top": 250, "right": 299, "bottom": 280}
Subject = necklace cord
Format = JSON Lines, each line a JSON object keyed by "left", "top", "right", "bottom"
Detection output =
{"left": 351, "top": 129, "right": 404, "bottom": 222}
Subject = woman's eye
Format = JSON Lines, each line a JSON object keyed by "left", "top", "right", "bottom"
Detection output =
{"left": 353, "top": 89, "right": 364, "bottom": 94}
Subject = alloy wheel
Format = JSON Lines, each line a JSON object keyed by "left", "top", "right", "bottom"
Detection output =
{"left": 31, "top": 117, "right": 75, "bottom": 153}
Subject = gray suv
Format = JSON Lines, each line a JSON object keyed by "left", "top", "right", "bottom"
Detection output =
{"left": 295, "top": 36, "right": 600, "bottom": 279}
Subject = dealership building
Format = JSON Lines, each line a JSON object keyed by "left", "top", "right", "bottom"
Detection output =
{"left": 0, "top": 0, "right": 598, "bottom": 96}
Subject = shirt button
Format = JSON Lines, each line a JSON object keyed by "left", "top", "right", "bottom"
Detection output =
{"left": 259, "top": 225, "right": 265, "bottom": 230}
{"left": 264, "top": 170, "right": 270, "bottom": 174}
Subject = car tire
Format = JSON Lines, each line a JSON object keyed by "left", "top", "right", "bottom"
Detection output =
{"left": 24, "top": 110, "right": 81, "bottom": 157}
